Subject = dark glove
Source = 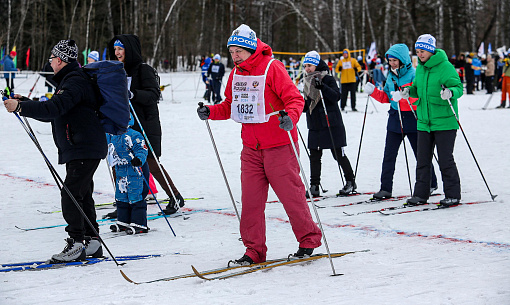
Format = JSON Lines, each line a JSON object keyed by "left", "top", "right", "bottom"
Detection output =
{"left": 131, "top": 157, "right": 142, "bottom": 167}
{"left": 197, "top": 104, "right": 210, "bottom": 120}
{"left": 278, "top": 115, "right": 293, "bottom": 131}
{"left": 313, "top": 77, "right": 324, "bottom": 89}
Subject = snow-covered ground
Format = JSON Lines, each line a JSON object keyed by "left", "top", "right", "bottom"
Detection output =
{"left": 1, "top": 71, "right": 509, "bottom": 305}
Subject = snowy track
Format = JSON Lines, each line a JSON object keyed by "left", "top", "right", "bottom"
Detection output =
{"left": 1, "top": 72, "right": 509, "bottom": 304}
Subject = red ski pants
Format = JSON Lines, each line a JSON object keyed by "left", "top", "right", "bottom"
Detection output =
{"left": 240, "top": 144, "right": 322, "bottom": 263}
{"left": 502, "top": 76, "right": 510, "bottom": 104}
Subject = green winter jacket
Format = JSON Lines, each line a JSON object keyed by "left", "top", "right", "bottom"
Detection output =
{"left": 409, "top": 49, "right": 463, "bottom": 132}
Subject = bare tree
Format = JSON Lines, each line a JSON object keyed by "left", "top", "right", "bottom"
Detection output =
{"left": 68, "top": 0, "right": 80, "bottom": 39}
{"left": 150, "top": 0, "right": 180, "bottom": 66}
{"left": 85, "top": 0, "right": 94, "bottom": 53}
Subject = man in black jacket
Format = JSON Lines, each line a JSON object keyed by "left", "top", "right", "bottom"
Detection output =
{"left": 4, "top": 39, "right": 107, "bottom": 262}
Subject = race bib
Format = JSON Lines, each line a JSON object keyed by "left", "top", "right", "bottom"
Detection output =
{"left": 342, "top": 61, "right": 352, "bottom": 69}
{"left": 212, "top": 65, "right": 220, "bottom": 73}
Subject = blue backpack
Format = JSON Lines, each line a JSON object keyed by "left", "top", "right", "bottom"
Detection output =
{"left": 82, "top": 61, "right": 130, "bottom": 135}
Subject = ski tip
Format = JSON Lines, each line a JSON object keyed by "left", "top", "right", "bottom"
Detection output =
{"left": 120, "top": 269, "right": 139, "bottom": 284}
{"left": 191, "top": 265, "right": 213, "bottom": 280}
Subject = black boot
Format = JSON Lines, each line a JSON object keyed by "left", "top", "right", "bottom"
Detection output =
{"left": 161, "top": 193, "right": 185, "bottom": 215}
{"left": 305, "top": 184, "right": 320, "bottom": 198}
{"left": 292, "top": 247, "right": 313, "bottom": 258}
{"left": 338, "top": 181, "right": 357, "bottom": 196}
{"left": 228, "top": 254, "right": 254, "bottom": 267}
{"left": 405, "top": 196, "right": 428, "bottom": 206}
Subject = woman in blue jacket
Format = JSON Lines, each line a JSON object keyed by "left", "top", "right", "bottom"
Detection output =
{"left": 364, "top": 44, "right": 437, "bottom": 199}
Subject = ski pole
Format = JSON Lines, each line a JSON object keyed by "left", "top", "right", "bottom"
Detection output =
{"left": 315, "top": 77, "right": 345, "bottom": 187}
{"left": 129, "top": 102, "right": 181, "bottom": 212}
{"left": 27, "top": 75, "right": 41, "bottom": 99}
{"left": 354, "top": 95, "right": 369, "bottom": 179}
{"left": 395, "top": 98, "right": 413, "bottom": 196}
{"left": 11, "top": 112, "right": 124, "bottom": 266}
{"left": 441, "top": 85, "right": 497, "bottom": 201}
{"left": 279, "top": 110, "right": 339, "bottom": 277}
{"left": 297, "top": 126, "right": 328, "bottom": 194}
{"left": 198, "top": 102, "right": 241, "bottom": 224}
{"left": 482, "top": 92, "right": 494, "bottom": 110}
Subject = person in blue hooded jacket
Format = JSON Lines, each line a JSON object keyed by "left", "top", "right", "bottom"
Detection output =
{"left": 201, "top": 56, "right": 213, "bottom": 102}
{"left": 3, "top": 51, "right": 18, "bottom": 89}
{"left": 364, "top": 43, "right": 437, "bottom": 199}
{"left": 106, "top": 115, "right": 150, "bottom": 234}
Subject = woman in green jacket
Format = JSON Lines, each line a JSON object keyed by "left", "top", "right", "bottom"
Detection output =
{"left": 400, "top": 34, "right": 463, "bottom": 207}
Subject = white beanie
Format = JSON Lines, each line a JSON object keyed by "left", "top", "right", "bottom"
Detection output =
{"left": 303, "top": 51, "right": 321, "bottom": 66}
{"left": 88, "top": 51, "right": 99, "bottom": 61}
{"left": 227, "top": 24, "right": 257, "bottom": 51}
{"left": 415, "top": 34, "right": 436, "bottom": 53}
{"left": 213, "top": 54, "right": 221, "bottom": 61}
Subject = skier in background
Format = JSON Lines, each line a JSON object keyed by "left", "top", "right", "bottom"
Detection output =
{"left": 207, "top": 54, "right": 225, "bottom": 104}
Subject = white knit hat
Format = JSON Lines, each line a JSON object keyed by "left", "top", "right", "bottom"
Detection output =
{"left": 227, "top": 24, "right": 257, "bottom": 51}
{"left": 88, "top": 51, "right": 99, "bottom": 61}
{"left": 213, "top": 54, "right": 221, "bottom": 61}
{"left": 303, "top": 51, "right": 321, "bottom": 66}
{"left": 415, "top": 34, "right": 436, "bottom": 53}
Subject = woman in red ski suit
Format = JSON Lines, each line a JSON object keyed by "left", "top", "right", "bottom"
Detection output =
{"left": 197, "top": 24, "right": 322, "bottom": 264}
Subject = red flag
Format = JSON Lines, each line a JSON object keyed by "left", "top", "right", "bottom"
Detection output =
{"left": 25, "top": 47, "right": 31, "bottom": 69}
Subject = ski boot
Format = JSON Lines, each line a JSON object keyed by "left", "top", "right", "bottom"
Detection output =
{"left": 305, "top": 184, "right": 320, "bottom": 198}
{"left": 84, "top": 236, "right": 103, "bottom": 258}
{"left": 228, "top": 254, "right": 254, "bottom": 267}
{"left": 126, "top": 223, "right": 150, "bottom": 235}
{"left": 405, "top": 196, "right": 427, "bottom": 206}
{"left": 289, "top": 247, "right": 314, "bottom": 260}
{"left": 49, "top": 238, "right": 86, "bottom": 263}
{"left": 338, "top": 181, "right": 357, "bottom": 196}
{"left": 438, "top": 198, "right": 460, "bottom": 208}
{"left": 373, "top": 190, "right": 392, "bottom": 200}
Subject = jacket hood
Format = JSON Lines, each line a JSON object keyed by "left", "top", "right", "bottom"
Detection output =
{"left": 316, "top": 60, "right": 329, "bottom": 72}
{"left": 386, "top": 43, "right": 412, "bottom": 76}
{"left": 236, "top": 39, "right": 273, "bottom": 72}
{"left": 108, "top": 34, "right": 143, "bottom": 74}
{"left": 342, "top": 49, "right": 351, "bottom": 59}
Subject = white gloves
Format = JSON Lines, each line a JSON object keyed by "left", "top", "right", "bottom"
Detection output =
{"left": 363, "top": 82, "right": 375, "bottom": 95}
{"left": 440, "top": 88, "right": 453, "bottom": 100}
{"left": 391, "top": 91, "right": 402, "bottom": 102}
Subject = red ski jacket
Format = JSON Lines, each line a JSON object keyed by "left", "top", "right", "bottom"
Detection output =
{"left": 208, "top": 39, "right": 303, "bottom": 150}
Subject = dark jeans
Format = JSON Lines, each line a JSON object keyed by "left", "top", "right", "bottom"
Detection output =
{"left": 117, "top": 200, "right": 148, "bottom": 227}
{"left": 309, "top": 148, "right": 355, "bottom": 185}
{"left": 340, "top": 82, "right": 357, "bottom": 110}
{"left": 486, "top": 76, "right": 494, "bottom": 94}
{"left": 211, "top": 79, "right": 222, "bottom": 104}
{"left": 62, "top": 159, "right": 101, "bottom": 241}
{"left": 5, "top": 78, "right": 14, "bottom": 90}
{"left": 380, "top": 131, "right": 437, "bottom": 193}
{"left": 413, "top": 130, "right": 460, "bottom": 200}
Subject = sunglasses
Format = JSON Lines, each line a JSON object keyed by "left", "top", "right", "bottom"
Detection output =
{"left": 48, "top": 56, "right": 58, "bottom": 63}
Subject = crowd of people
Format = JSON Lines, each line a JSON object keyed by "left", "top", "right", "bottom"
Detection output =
{"left": 0, "top": 24, "right": 495, "bottom": 266}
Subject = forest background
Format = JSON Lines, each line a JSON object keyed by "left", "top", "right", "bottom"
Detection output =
{"left": 1, "top": 0, "right": 509, "bottom": 71}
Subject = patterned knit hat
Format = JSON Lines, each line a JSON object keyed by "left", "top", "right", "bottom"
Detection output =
{"left": 303, "top": 51, "right": 321, "bottom": 66}
{"left": 51, "top": 39, "right": 78, "bottom": 63}
{"left": 415, "top": 34, "right": 436, "bottom": 53}
{"left": 227, "top": 24, "right": 257, "bottom": 51}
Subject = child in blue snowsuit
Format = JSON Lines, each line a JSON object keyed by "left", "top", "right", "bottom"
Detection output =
{"left": 107, "top": 116, "right": 150, "bottom": 234}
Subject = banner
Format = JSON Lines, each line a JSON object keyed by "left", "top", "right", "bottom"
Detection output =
{"left": 366, "top": 42, "right": 377, "bottom": 62}
{"left": 11, "top": 46, "right": 17, "bottom": 68}
{"left": 26, "top": 47, "right": 31, "bottom": 69}
{"left": 488, "top": 43, "right": 492, "bottom": 54}
{"left": 478, "top": 42, "right": 484, "bottom": 57}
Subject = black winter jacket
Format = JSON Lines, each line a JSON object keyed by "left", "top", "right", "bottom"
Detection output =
{"left": 303, "top": 60, "right": 347, "bottom": 149}
{"left": 20, "top": 60, "right": 107, "bottom": 164}
{"left": 108, "top": 34, "right": 162, "bottom": 157}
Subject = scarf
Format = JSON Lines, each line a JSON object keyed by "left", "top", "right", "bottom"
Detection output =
{"left": 304, "top": 70, "right": 328, "bottom": 114}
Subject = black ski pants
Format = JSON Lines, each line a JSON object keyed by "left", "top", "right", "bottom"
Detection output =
{"left": 380, "top": 131, "right": 437, "bottom": 193}
{"left": 309, "top": 148, "right": 355, "bottom": 186}
{"left": 340, "top": 82, "right": 357, "bottom": 110}
{"left": 211, "top": 79, "right": 222, "bottom": 104}
{"left": 62, "top": 159, "right": 101, "bottom": 241}
{"left": 413, "top": 130, "right": 460, "bottom": 200}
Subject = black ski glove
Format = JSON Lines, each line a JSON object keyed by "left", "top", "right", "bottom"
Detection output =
{"left": 131, "top": 157, "right": 142, "bottom": 167}
{"left": 197, "top": 104, "right": 210, "bottom": 120}
{"left": 313, "top": 77, "right": 324, "bottom": 89}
